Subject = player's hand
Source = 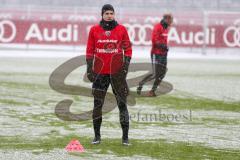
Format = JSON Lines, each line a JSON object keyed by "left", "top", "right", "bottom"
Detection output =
{"left": 121, "top": 68, "right": 128, "bottom": 78}
{"left": 122, "top": 56, "right": 131, "bottom": 78}
{"left": 86, "top": 58, "right": 95, "bottom": 82}
{"left": 155, "top": 43, "right": 169, "bottom": 51}
{"left": 87, "top": 71, "right": 96, "bottom": 82}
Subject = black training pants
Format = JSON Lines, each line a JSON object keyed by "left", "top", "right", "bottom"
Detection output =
{"left": 92, "top": 73, "right": 129, "bottom": 140}
{"left": 139, "top": 54, "right": 167, "bottom": 91}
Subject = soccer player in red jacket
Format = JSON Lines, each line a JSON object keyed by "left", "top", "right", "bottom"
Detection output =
{"left": 86, "top": 4, "right": 132, "bottom": 145}
{"left": 137, "top": 14, "right": 173, "bottom": 96}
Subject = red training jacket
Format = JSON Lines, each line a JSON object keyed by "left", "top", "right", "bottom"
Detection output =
{"left": 86, "top": 24, "right": 132, "bottom": 74}
{"left": 151, "top": 23, "right": 169, "bottom": 55}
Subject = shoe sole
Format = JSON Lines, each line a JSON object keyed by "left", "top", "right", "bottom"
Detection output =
{"left": 122, "top": 143, "right": 131, "bottom": 146}
{"left": 91, "top": 141, "right": 101, "bottom": 145}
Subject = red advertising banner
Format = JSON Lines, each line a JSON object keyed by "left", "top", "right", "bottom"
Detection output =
{"left": 0, "top": 11, "right": 239, "bottom": 48}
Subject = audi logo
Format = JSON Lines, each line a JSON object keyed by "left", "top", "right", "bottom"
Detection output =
{"left": 144, "top": 17, "right": 161, "bottom": 23}
{"left": 0, "top": 20, "right": 16, "bottom": 43}
{"left": 124, "top": 23, "right": 153, "bottom": 45}
{"left": 223, "top": 26, "right": 240, "bottom": 47}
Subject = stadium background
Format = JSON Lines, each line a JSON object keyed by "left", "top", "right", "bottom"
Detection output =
{"left": 0, "top": 1, "right": 240, "bottom": 160}
{"left": 0, "top": 0, "right": 240, "bottom": 54}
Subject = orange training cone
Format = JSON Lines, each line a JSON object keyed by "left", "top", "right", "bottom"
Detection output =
{"left": 65, "top": 139, "right": 85, "bottom": 153}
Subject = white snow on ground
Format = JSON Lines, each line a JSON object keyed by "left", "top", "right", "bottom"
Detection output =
{"left": 166, "top": 58, "right": 240, "bottom": 101}
{"left": 1, "top": 51, "right": 239, "bottom": 101}
{"left": 102, "top": 108, "right": 240, "bottom": 150}
{"left": 1, "top": 102, "right": 240, "bottom": 150}
{"left": 0, "top": 46, "right": 240, "bottom": 59}
{"left": 0, "top": 49, "right": 240, "bottom": 159}
{"left": 0, "top": 149, "right": 154, "bottom": 160}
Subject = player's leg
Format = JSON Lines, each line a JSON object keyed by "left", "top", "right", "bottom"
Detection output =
{"left": 111, "top": 75, "right": 130, "bottom": 145}
{"left": 137, "top": 73, "right": 155, "bottom": 92}
{"left": 137, "top": 54, "right": 155, "bottom": 95}
{"left": 92, "top": 74, "right": 110, "bottom": 144}
{"left": 149, "top": 54, "right": 167, "bottom": 96}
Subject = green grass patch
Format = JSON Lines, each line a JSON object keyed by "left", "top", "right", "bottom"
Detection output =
{"left": 0, "top": 99, "right": 31, "bottom": 106}
{"left": 200, "top": 117, "right": 240, "bottom": 125}
{"left": 137, "top": 95, "right": 240, "bottom": 111}
{"left": 130, "top": 120, "right": 191, "bottom": 128}
{"left": 0, "top": 81, "right": 49, "bottom": 90}
{"left": 0, "top": 135, "right": 239, "bottom": 159}
{"left": 0, "top": 72, "right": 49, "bottom": 77}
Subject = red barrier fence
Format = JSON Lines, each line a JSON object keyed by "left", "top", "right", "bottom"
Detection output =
{"left": 0, "top": 11, "right": 239, "bottom": 48}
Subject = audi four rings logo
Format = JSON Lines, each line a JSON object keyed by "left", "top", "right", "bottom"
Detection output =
{"left": 223, "top": 25, "right": 240, "bottom": 47}
{"left": 124, "top": 23, "right": 153, "bottom": 45}
{"left": 0, "top": 20, "right": 16, "bottom": 43}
